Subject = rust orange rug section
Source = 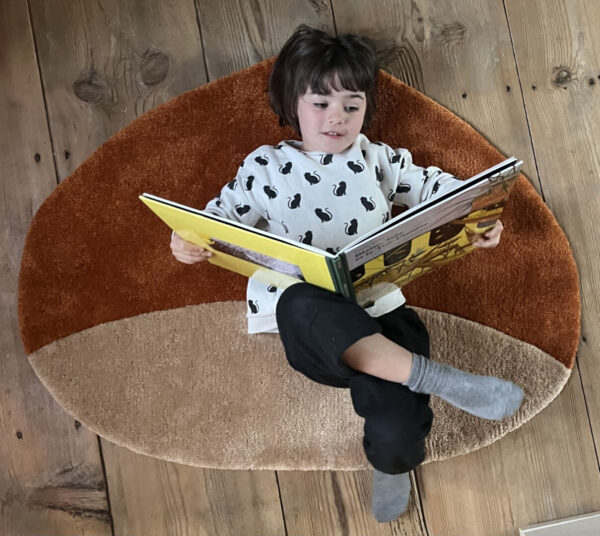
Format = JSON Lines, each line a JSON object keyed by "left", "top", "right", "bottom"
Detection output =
{"left": 19, "top": 62, "right": 579, "bottom": 369}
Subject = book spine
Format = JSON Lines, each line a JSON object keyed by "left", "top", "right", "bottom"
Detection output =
{"left": 488, "top": 159, "right": 521, "bottom": 183}
{"left": 327, "top": 255, "right": 356, "bottom": 302}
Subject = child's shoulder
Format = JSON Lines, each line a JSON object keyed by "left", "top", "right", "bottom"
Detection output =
{"left": 360, "top": 135, "right": 413, "bottom": 164}
{"left": 242, "top": 141, "right": 295, "bottom": 165}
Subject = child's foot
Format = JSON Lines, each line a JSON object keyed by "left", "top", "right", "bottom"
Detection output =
{"left": 371, "top": 469, "right": 411, "bottom": 522}
{"left": 404, "top": 353, "right": 524, "bottom": 420}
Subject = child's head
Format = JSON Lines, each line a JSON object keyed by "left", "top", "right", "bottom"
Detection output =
{"left": 269, "top": 25, "right": 379, "bottom": 145}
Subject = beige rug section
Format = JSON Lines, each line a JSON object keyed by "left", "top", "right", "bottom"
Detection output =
{"left": 28, "top": 302, "right": 570, "bottom": 470}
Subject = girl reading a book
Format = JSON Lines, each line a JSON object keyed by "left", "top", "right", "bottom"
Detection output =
{"left": 170, "top": 25, "right": 521, "bottom": 522}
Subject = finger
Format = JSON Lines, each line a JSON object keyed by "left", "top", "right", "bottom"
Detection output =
{"left": 484, "top": 227, "right": 500, "bottom": 240}
{"left": 488, "top": 220, "right": 504, "bottom": 236}
{"left": 473, "top": 234, "right": 496, "bottom": 248}
{"left": 175, "top": 254, "right": 209, "bottom": 264}
{"left": 179, "top": 247, "right": 207, "bottom": 258}
{"left": 480, "top": 237, "right": 500, "bottom": 248}
{"left": 172, "top": 242, "right": 207, "bottom": 256}
{"left": 182, "top": 241, "right": 205, "bottom": 252}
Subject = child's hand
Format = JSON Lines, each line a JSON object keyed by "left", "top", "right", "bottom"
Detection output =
{"left": 170, "top": 232, "right": 213, "bottom": 264}
{"left": 472, "top": 220, "right": 504, "bottom": 248}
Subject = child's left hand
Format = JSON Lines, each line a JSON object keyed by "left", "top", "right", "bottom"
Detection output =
{"left": 472, "top": 220, "right": 504, "bottom": 248}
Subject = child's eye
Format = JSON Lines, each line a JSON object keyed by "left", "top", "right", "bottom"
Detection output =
{"left": 314, "top": 103, "right": 327, "bottom": 109}
{"left": 345, "top": 106, "right": 359, "bottom": 112}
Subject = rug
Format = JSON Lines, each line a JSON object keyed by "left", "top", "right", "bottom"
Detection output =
{"left": 18, "top": 59, "right": 579, "bottom": 470}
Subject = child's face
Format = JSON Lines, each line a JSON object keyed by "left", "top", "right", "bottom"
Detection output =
{"left": 297, "top": 87, "right": 366, "bottom": 154}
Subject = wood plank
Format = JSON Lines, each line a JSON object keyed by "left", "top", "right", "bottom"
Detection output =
{"left": 101, "top": 442, "right": 285, "bottom": 536}
{"left": 504, "top": 0, "right": 600, "bottom": 468}
{"left": 28, "top": 0, "right": 208, "bottom": 180}
{"left": 196, "top": 0, "right": 332, "bottom": 79}
{"left": 333, "top": 0, "right": 600, "bottom": 533}
{"left": 278, "top": 470, "right": 427, "bottom": 535}
{"left": 0, "top": 0, "right": 111, "bottom": 534}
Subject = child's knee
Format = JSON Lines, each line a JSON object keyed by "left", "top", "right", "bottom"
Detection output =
{"left": 276, "top": 283, "right": 318, "bottom": 332}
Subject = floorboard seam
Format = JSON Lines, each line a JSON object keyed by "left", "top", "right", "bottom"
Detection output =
{"left": 501, "top": 0, "right": 546, "bottom": 201}
{"left": 25, "top": 0, "right": 61, "bottom": 186}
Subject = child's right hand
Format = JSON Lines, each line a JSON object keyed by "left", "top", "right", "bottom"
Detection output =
{"left": 170, "top": 232, "right": 213, "bottom": 264}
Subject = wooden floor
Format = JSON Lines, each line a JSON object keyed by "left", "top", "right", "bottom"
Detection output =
{"left": 2, "top": 0, "right": 599, "bottom": 534}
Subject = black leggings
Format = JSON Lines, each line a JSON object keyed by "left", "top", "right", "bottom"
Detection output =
{"left": 276, "top": 283, "right": 433, "bottom": 474}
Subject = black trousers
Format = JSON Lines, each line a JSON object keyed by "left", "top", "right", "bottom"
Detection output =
{"left": 276, "top": 283, "right": 433, "bottom": 475}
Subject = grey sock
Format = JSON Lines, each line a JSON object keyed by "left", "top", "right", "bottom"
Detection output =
{"left": 371, "top": 469, "right": 411, "bottom": 523}
{"left": 404, "top": 353, "right": 524, "bottom": 420}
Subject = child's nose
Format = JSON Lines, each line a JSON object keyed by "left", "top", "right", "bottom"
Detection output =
{"left": 327, "top": 108, "right": 344, "bottom": 124}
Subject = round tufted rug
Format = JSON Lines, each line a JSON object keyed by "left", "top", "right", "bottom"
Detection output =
{"left": 19, "top": 60, "right": 579, "bottom": 470}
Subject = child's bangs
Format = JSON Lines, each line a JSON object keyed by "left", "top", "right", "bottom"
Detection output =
{"left": 308, "top": 58, "right": 372, "bottom": 95}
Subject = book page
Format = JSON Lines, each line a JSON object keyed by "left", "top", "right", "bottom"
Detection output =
{"left": 343, "top": 159, "right": 522, "bottom": 270}
{"left": 347, "top": 174, "right": 520, "bottom": 307}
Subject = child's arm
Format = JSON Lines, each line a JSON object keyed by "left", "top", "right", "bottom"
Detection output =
{"left": 389, "top": 148, "right": 505, "bottom": 248}
{"left": 390, "top": 148, "right": 462, "bottom": 208}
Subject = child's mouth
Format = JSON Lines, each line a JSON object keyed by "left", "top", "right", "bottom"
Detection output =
{"left": 323, "top": 132, "right": 343, "bottom": 138}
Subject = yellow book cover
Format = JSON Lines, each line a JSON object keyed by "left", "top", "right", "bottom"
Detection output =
{"left": 139, "top": 195, "right": 342, "bottom": 294}
{"left": 141, "top": 157, "right": 522, "bottom": 306}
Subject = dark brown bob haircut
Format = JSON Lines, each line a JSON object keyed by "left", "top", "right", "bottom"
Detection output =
{"left": 269, "top": 25, "right": 379, "bottom": 135}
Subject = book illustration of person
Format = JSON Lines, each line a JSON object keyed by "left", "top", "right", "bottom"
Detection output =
{"left": 169, "top": 25, "right": 520, "bottom": 523}
{"left": 209, "top": 238, "right": 303, "bottom": 280}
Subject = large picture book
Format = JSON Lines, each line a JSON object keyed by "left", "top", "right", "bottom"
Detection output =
{"left": 140, "top": 157, "right": 522, "bottom": 307}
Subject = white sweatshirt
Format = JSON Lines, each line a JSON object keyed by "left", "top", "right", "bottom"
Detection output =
{"left": 205, "top": 134, "right": 461, "bottom": 333}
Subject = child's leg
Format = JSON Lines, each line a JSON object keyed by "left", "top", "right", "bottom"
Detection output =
{"left": 276, "top": 283, "right": 382, "bottom": 388}
{"left": 351, "top": 305, "right": 433, "bottom": 473}
{"left": 352, "top": 306, "right": 432, "bottom": 522}
{"left": 276, "top": 285, "right": 430, "bottom": 521}
{"left": 276, "top": 284, "right": 431, "bottom": 466}
{"left": 277, "top": 283, "right": 523, "bottom": 419}
{"left": 344, "top": 310, "right": 524, "bottom": 421}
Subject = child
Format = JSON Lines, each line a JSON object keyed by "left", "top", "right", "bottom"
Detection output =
{"left": 171, "top": 25, "right": 522, "bottom": 522}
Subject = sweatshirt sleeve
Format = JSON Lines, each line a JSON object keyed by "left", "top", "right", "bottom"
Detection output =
{"left": 391, "top": 148, "right": 462, "bottom": 208}
{"left": 204, "top": 163, "right": 266, "bottom": 228}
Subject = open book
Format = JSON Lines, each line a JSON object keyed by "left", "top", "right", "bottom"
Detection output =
{"left": 141, "top": 157, "right": 522, "bottom": 307}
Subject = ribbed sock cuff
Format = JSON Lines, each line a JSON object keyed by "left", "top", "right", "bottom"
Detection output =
{"left": 403, "top": 352, "right": 427, "bottom": 391}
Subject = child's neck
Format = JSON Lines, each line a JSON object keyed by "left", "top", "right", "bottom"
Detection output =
{"left": 299, "top": 134, "right": 361, "bottom": 154}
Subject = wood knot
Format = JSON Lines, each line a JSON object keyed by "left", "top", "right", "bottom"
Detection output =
{"left": 140, "top": 48, "right": 169, "bottom": 86}
{"left": 552, "top": 65, "right": 575, "bottom": 87}
{"left": 434, "top": 21, "right": 467, "bottom": 46}
{"left": 377, "top": 41, "right": 424, "bottom": 92}
{"left": 308, "top": 0, "right": 328, "bottom": 13}
{"left": 73, "top": 69, "right": 109, "bottom": 105}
